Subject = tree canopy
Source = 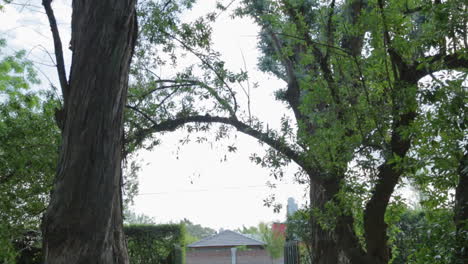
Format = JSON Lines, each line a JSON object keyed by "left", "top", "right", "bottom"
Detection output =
{"left": 0, "top": 0, "right": 466, "bottom": 263}
{"left": 124, "top": 0, "right": 467, "bottom": 263}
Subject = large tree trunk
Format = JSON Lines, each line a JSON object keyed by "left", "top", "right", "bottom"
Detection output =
{"left": 308, "top": 180, "right": 339, "bottom": 264}
{"left": 454, "top": 148, "right": 468, "bottom": 264}
{"left": 362, "top": 79, "right": 417, "bottom": 264}
{"left": 42, "top": 0, "right": 137, "bottom": 263}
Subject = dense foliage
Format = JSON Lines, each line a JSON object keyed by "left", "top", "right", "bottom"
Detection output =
{"left": 0, "top": 39, "right": 60, "bottom": 263}
{"left": 125, "top": 0, "right": 467, "bottom": 262}
{"left": 125, "top": 224, "right": 186, "bottom": 264}
{"left": 259, "top": 222, "right": 285, "bottom": 260}
{"left": 288, "top": 205, "right": 458, "bottom": 264}
{"left": 392, "top": 208, "right": 456, "bottom": 264}
{"left": 286, "top": 209, "right": 312, "bottom": 254}
{"left": 239, "top": 222, "right": 285, "bottom": 260}
{"left": 125, "top": 0, "right": 468, "bottom": 262}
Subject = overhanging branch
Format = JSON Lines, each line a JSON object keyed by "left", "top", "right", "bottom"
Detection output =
{"left": 415, "top": 51, "right": 468, "bottom": 78}
{"left": 159, "top": 115, "right": 301, "bottom": 161}
{"left": 125, "top": 110, "right": 314, "bottom": 179}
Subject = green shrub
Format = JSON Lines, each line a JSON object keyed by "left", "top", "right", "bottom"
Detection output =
{"left": 125, "top": 224, "right": 186, "bottom": 264}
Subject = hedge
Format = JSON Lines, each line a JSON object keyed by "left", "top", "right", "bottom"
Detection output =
{"left": 125, "top": 224, "right": 186, "bottom": 264}
{"left": 12, "top": 224, "right": 185, "bottom": 264}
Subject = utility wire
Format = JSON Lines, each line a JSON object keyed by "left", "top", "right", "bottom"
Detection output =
{"left": 137, "top": 183, "right": 301, "bottom": 196}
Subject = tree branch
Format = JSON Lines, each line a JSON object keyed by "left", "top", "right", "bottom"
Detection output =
{"left": 42, "top": 0, "right": 68, "bottom": 104}
{"left": 128, "top": 84, "right": 186, "bottom": 99}
{"left": 325, "top": 0, "right": 336, "bottom": 59}
{"left": 168, "top": 34, "right": 239, "bottom": 115}
{"left": 167, "top": 116, "right": 300, "bottom": 159}
{"left": 377, "top": 0, "right": 407, "bottom": 79}
{"left": 341, "top": 0, "right": 367, "bottom": 57}
{"left": 125, "top": 105, "right": 159, "bottom": 128}
{"left": 124, "top": 111, "right": 318, "bottom": 182}
{"left": 363, "top": 109, "right": 416, "bottom": 261}
{"left": 415, "top": 51, "right": 468, "bottom": 78}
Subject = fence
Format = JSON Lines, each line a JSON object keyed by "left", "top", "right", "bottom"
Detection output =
{"left": 284, "top": 240, "right": 300, "bottom": 264}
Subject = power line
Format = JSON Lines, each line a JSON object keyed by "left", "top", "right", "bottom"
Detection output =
{"left": 136, "top": 183, "right": 301, "bottom": 196}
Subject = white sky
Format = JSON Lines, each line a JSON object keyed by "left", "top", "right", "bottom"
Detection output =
{"left": 0, "top": 0, "right": 309, "bottom": 231}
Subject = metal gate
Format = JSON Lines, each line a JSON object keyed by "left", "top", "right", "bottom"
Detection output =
{"left": 284, "top": 240, "right": 300, "bottom": 264}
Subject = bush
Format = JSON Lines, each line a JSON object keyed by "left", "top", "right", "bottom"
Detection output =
{"left": 125, "top": 224, "right": 185, "bottom": 264}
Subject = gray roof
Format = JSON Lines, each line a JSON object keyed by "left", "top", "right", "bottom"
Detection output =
{"left": 188, "top": 230, "right": 266, "bottom": 248}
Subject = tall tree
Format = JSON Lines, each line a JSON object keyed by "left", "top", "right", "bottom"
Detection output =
{"left": 455, "top": 149, "right": 468, "bottom": 263}
{"left": 40, "top": 0, "right": 138, "bottom": 262}
{"left": 125, "top": 0, "right": 467, "bottom": 263}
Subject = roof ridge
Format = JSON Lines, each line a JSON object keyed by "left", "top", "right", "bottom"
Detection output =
{"left": 228, "top": 230, "right": 265, "bottom": 244}
{"left": 190, "top": 231, "right": 220, "bottom": 243}
{"left": 187, "top": 229, "right": 266, "bottom": 248}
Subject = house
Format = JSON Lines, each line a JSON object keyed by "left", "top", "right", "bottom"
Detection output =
{"left": 186, "top": 230, "right": 283, "bottom": 264}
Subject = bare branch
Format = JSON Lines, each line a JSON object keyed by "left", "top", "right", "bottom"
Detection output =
{"left": 125, "top": 105, "right": 159, "bottom": 127}
{"left": 42, "top": 0, "right": 68, "bottom": 104}
{"left": 240, "top": 49, "right": 252, "bottom": 123}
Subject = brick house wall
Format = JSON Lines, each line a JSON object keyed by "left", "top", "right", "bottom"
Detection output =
{"left": 237, "top": 248, "right": 269, "bottom": 264}
{"left": 186, "top": 247, "right": 231, "bottom": 264}
{"left": 186, "top": 246, "right": 284, "bottom": 264}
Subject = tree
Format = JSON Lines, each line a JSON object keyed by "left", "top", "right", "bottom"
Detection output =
{"left": 237, "top": 225, "right": 260, "bottom": 236}
{"left": 124, "top": 0, "right": 467, "bottom": 263}
{"left": 454, "top": 151, "right": 468, "bottom": 263}
{"left": 123, "top": 208, "right": 156, "bottom": 225}
{"left": 391, "top": 208, "right": 456, "bottom": 264}
{"left": 239, "top": 222, "right": 285, "bottom": 262}
{"left": 40, "top": 0, "right": 138, "bottom": 262}
{"left": 181, "top": 218, "right": 216, "bottom": 241}
{"left": 409, "top": 67, "right": 467, "bottom": 264}
{"left": 259, "top": 222, "right": 285, "bottom": 261}
{"left": 124, "top": 224, "right": 185, "bottom": 264}
{"left": 286, "top": 209, "right": 313, "bottom": 263}
{"left": 0, "top": 39, "right": 59, "bottom": 263}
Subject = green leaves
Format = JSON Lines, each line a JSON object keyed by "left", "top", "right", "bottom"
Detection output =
{"left": 123, "top": 1, "right": 467, "bottom": 261}
{"left": 392, "top": 209, "right": 457, "bottom": 264}
{"left": 0, "top": 41, "right": 59, "bottom": 263}
{"left": 125, "top": 224, "right": 186, "bottom": 264}
{"left": 0, "top": 45, "right": 39, "bottom": 105}
{"left": 239, "top": 222, "right": 285, "bottom": 260}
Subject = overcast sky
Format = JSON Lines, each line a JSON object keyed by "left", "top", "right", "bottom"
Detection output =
{"left": 1, "top": 0, "right": 309, "bottom": 231}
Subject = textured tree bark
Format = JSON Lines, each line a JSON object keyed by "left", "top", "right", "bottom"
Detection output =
{"left": 42, "top": 0, "right": 137, "bottom": 263}
{"left": 454, "top": 148, "right": 468, "bottom": 264}
{"left": 362, "top": 164, "right": 399, "bottom": 264}
{"left": 308, "top": 179, "right": 340, "bottom": 264}
{"left": 362, "top": 84, "right": 417, "bottom": 264}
